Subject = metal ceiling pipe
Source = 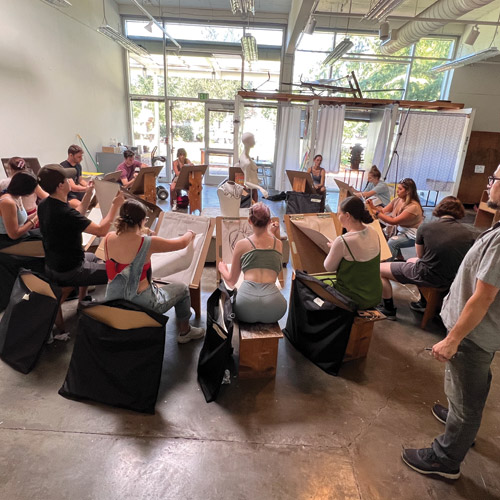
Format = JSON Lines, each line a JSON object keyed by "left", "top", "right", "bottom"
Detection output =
{"left": 380, "top": 0, "right": 495, "bottom": 54}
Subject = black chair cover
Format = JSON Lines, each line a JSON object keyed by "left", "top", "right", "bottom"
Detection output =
{"left": 283, "top": 271, "right": 356, "bottom": 376}
{"left": 59, "top": 300, "right": 168, "bottom": 414}
{"left": 285, "top": 192, "right": 325, "bottom": 214}
{"left": 0, "top": 269, "right": 61, "bottom": 374}
{"left": 197, "top": 282, "right": 235, "bottom": 402}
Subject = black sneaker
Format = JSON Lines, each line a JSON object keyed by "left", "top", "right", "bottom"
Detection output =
{"left": 401, "top": 448, "right": 460, "bottom": 479}
{"left": 376, "top": 305, "right": 397, "bottom": 321}
{"left": 410, "top": 300, "right": 427, "bottom": 312}
{"left": 432, "top": 404, "right": 448, "bottom": 424}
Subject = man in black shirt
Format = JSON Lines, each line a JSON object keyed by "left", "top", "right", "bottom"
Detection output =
{"left": 60, "top": 144, "right": 88, "bottom": 207}
{"left": 37, "top": 164, "right": 123, "bottom": 307}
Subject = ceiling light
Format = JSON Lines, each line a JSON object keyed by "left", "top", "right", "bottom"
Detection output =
{"left": 40, "top": 0, "right": 72, "bottom": 6}
{"left": 464, "top": 25, "right": 480, "bottom": 46}
{"left": 144, "top": 21, "right": 154, "bottom": 33}
{"left": 379, "top": 21, "right": 390, "bottom": 41}
{"left": 130, "top": 0, "right": 181, "bottom": 50}
{"left": 304, "top": 17, "right": 317, "bottom": 35}
{"left": 431, "top": 47, "right": 500, "bottom": 73}
{"left": 363, "top": 0, "right": 408, "bottom": 21}
{"left": 98, "top": 25, "right": 150, "bottom": 57}
{"left": 230, "top": 0, "right": 255, "bottom": 16}
{"left": 322, "top": 39, "right": 354, "bottom": 66}
{"left": 241, "top": 34, "right": 258, "bottom": 62}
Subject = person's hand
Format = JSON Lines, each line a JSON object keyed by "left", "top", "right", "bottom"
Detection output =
{"left": 218, "top": 261, "right": 228, "bottom": 274}
{"left": 186, "top": 229, "right": 196, "bottom": 242}
{"left": 327, "top": 240, "right": 333, "bottom": 248}
{"left": 354, "top": 191, "right": 362, "bottom": 198}
{"left": 269, "top": 221, "right": 279, "bottom": 236}
{"left": 432, "top": 337, "right": 459, "bottom": 363}
{"left": 112, "top": 191, "right": 125, "bottom": 207}
{"left": 85, "top": 181, "right": 94, "bottom": 194}
{"left": 87, "top": 179, "right": 95, "bottom": 189}
{"left": 366, "top": 199, "right": 375, "bottom": 208}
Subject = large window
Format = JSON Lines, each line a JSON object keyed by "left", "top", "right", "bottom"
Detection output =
{"left": 294, "top": 32, "right": 455, "bottom": 101}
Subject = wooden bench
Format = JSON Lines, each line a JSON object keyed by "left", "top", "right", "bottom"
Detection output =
{"left": 237, "top": 321, "right": 283, "bottom": 379}
{"left": 343, "top": 309, "right": 386, "bottom": 362}
{"left": 418, "top": 286, "right": 449, "bottom": 330}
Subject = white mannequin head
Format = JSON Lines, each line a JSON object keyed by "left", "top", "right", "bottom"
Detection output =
{"left": 241, "top": 132, "right": 255, "bottom": 148}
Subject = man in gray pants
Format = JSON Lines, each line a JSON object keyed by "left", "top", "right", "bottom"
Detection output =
{"left": 402, "top": 166, "right": 500, "bottom": 479}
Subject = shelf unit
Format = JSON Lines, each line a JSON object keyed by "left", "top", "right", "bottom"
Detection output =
{"left": 474, "top": 190, "right": 500, "bottom": 228}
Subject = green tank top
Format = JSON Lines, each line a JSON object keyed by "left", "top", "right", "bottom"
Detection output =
{"left": 334, "top": 235, "right": 382, "bottom": 310}
{"left": 240, "top": 237, "right": 282, "bottom": 274}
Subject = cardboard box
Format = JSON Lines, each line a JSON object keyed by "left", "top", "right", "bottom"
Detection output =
{"left": 102, "top": 147, "right": 121, "bottom": 154}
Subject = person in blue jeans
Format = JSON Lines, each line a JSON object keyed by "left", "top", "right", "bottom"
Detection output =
{"left": 104, "top": 199, "right": 204, "bottom": 344}
{"left": 368, "top": 178, "right": 423, "bottom": 260}
{"left": 401, "top": 167, "right": 500, "bottom": 479}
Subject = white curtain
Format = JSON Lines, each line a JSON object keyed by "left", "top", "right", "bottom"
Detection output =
{"left": 390, "top": 111, "right": 469, "bottom": 191}
{"left": 372, "top": 107, "right": 393, "bottom": 172}
{"left": 315, "top": 105, "right": 345, "bottom": 173}
{"left": 275, "top": 106, "right": 302, "bottom": 192}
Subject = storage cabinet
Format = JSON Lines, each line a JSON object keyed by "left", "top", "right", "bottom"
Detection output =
{"left": 474, "top": 190, "right": 500, "bottom": 228}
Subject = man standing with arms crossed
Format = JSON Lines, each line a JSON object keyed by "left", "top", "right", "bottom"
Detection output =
{"left": 402, "top": 166, "right": 500, "bottom": 479}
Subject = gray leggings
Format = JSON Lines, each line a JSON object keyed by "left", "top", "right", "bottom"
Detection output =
{"left": 234, "top": 281, "right": 287, "bottom": 324}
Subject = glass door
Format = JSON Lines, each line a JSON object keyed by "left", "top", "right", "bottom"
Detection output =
{"left": 204, "top": 102, "right": 235, "bottom": 185}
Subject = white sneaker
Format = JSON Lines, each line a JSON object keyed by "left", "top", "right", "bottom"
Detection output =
{"left": 177, "top": 326, "right": 205, "bottom": 344}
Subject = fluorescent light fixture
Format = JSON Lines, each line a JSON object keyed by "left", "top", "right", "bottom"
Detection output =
{"left": 322, "top": 39, "right": 354, "bottom": 66}
{"left": 304, "top": 17, "right": 317, "bottom": 35}
{"left": 230, "top": 0, "right": 255, "bottom": 16}
{"left": 98, "top": 25, "right": 150, "bottom": 57}
{"left": 41, "top": 0, "right": 72, "bottom": 6}
{"left": 363, "top": 0, "right": 408, "bottom": 21}
{"left": 431, "top": 47, "right": 500, "bottom": 73}
{"left": 464, "top": 25, "right": 480, "bottom": 46}
{"left": 129, "top": 0, "right": 181, "bottom": 50}
{"left": 241, "top": 34, "right": 258, "bottom": 62}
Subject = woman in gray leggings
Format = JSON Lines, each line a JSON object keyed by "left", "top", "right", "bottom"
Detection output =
{"left": 218, "top": 202, "right": 287, "bottom": 323}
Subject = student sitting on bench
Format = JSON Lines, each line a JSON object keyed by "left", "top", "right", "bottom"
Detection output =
{"left": 324, "top": 196, "right": 382, "bottom": 310}
{"left": 104, "top": 199, "right": 205, "bottom": 343}
{"left": 378, "top": 196, "right": 475, "bottom": 320}
{"left": 0, "top": 171, "right": 42, "bottom": 250}
{"left": 218, "top": 202, "right": 286, "bottom": 324}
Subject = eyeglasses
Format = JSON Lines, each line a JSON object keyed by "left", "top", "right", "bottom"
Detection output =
{"left": 487, "top": 176, "right": 500, "bottom": 186}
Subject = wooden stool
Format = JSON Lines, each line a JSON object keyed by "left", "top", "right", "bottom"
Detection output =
{"left": 418, "top": 287, "right": 449, "bottom": 329}
{"left": 343, "top": 309, "right": 386, "bottom": 362}
{"left": 238, "top": 321, "right": 283, "bottom": 379}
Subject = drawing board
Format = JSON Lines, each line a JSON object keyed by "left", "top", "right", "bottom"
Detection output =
{"left": 128, "top": 165, "right": 163, "bottom": 195}
{"left": 286, "top": 170, "right": 315, "bottom": 194}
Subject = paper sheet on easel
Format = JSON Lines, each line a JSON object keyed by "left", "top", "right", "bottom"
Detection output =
{"left": 151, "top": 212, "right": 211, "bottom": 284}
{"left": 368, "top": 219, "right": 392, "bottom": 262}
{"left": 290, "top": 217, "right": 338, "bottom": 253}
{"left": 220, "top": 218, "right": 253, "bottom": 264}
{"left": 82, "top": 207, "right": 102, "bottom": 249}
{"left": 94, "top": 180, "right": 120, "bottom": 217}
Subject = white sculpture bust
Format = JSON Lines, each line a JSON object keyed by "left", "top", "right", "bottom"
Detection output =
{"left": 238, "top": 132, "right": 268, "bottom": 198}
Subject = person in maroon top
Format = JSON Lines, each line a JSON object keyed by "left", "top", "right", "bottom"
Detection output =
{"left": 116, "top": 150, "right": 148, "bottom": 189}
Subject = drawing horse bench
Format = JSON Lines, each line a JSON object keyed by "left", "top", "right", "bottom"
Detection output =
{"left": 417, "top": 286, "right": 449, "bottom": 330}
{"left": 343, "top": 309, "right": 386, "bottom": 362}
{"left": 237, "top": 321, "right": 283, "bottom": 379}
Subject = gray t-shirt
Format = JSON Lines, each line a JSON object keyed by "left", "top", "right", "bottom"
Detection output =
{"left": 441, "top": 223, "right": 500, "bottom": 352}
{"left": 365, "top": 181, "right": 391, "bottom": 206}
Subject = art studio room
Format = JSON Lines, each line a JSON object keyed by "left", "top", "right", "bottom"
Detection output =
{"left": 2, "top": 0, "right": 500, "bottom": 499}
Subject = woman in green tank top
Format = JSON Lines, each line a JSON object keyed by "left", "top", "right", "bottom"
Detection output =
{"left": 324, "top": 196, "right": 382, "bottom": 310}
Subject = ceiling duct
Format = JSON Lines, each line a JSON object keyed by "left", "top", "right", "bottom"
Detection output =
{"left": 380, "top": 0, "right": 496, "bottom": 54}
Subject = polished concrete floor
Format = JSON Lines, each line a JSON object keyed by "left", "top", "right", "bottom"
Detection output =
{"left": 0, "top": 187, "right": 499, "bottom": 500}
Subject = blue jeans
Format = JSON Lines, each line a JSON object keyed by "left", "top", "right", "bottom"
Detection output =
{"left": 432, "top": 338, "right": 495, "bottom": 470}
{"left": 387, "top": 232, "right": 415, "bottom": 259}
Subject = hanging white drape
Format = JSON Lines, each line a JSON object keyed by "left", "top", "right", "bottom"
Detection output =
{"left": 372, "top": 107, "right": 393, "bottom": 171}
{"left": 391, "top": 111, "right": 469, "bottom": 191}
{"left": 315, "top": 105, "right": 345, "bottom": 173}
{"left": 274, "top": 106, "right": 302, "bottom": 192}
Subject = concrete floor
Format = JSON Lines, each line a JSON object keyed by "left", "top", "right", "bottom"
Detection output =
{"left": 1, "top": 188, "right": 499, "bottom": 500}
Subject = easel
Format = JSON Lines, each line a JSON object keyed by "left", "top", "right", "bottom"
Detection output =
{"left": 286, "top": 170, "right": 315, "bottom": 193}
{"left": 128, "top": 165, "right": 163, "bottom": 205}
{"left": 175, "top": 165, "right": 208, "bottom": 214}
{"left": 334, "top": 179, "right": 356, "bottom": 212}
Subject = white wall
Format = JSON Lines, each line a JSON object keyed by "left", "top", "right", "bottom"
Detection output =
{"left": 0, "top": 0, "right": 129, "bottom": 172}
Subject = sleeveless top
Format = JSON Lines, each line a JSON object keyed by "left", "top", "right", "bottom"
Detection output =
{"left": 240, "top": 237, "right": 282, "bottom": 274}
{"left": 0, "top": 196, "right": 28, "bottom": 235}
{"left": 105, "top": 235, "right": 151, "bottom": 281}
{"left": 310, "top": 168, "right": 323, "bottom": 184}
{"left": 334, "top": 236, "right": 382, "bottom": 310}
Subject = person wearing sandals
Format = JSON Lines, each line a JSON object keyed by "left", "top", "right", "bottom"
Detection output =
{"left": 218, "top": 202, "right": 286, "bottom": 324}
{"left": 104, "top": 199, "right": 204, "bottom": 343}
{"left": 324, "top": 196, "right": 382, "bottom": 310}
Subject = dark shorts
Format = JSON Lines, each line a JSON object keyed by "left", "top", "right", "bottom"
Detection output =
{"left": 45, "top": 252, "right": 107, "bottom": 287}
{"left": 390, "top": 261, "right": 439, "bottom": 288}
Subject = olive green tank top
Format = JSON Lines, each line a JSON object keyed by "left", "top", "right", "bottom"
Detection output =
{"left": 240, "top": 237, "right": 282, "bottom": 274}
{"left": 334, "top": 235, "right": 382, "bottom": 310}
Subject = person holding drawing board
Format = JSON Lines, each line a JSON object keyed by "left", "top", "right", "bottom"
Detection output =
{"left": 116, "top": 150, "right": 148, "bottom": 189}
{"left": 170, "top": 148, "right": 193, "bottom": 209}
{"left": 324, "top": 196, "right": 382, "bottom": 310}
{"left": 218, "top": 202, "right": 286, "bottom": 324}
{"left": 307, "top": 154, "right": 326, "bottom": 195}
{"left": 104, "top": 199, "right": 205, "bottom": 344}
{"left": 368, "top": 177, "right": 423, "bottom": 261}
{"left": 354, "top": 166, "right": 390, "bottom": 207}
